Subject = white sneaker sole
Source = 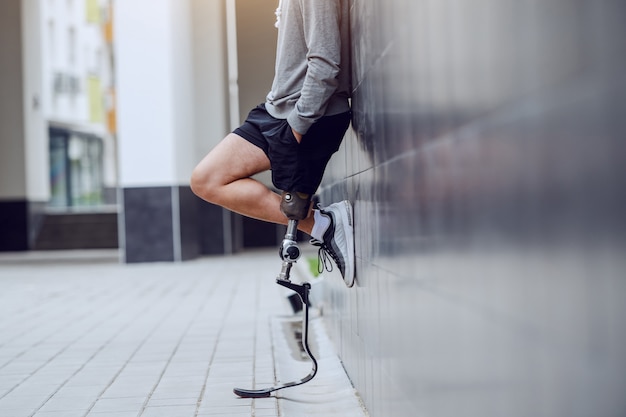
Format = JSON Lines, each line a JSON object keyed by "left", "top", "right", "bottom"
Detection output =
{"left": 338, "top": 200, "right": 355, "bottom": 287}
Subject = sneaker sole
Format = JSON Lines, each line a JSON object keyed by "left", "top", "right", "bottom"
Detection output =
{"left": 338, "top": 200, "right": 355, "bottom": 287}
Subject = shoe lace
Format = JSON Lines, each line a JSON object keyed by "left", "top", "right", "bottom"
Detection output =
{"left": 310, "top": 239, "right": 335, "bottom": 274}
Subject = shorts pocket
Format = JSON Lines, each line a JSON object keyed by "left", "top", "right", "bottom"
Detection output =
{"left": 266, "top": 120, "right": 300, "bottom": 191}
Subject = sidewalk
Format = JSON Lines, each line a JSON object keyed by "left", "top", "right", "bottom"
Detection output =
{"left": 0, "top": 249, "right": 368, "bottom": 417}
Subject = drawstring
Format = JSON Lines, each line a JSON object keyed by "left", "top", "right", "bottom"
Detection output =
{"left": 274, "top": 0, "right": 283, "bottom": 28}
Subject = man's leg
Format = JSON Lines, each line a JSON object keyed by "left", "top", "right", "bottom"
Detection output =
{"left": 190, "top": 133, "right": 315, "bottom": 235}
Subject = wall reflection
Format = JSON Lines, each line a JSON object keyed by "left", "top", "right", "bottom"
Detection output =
{"left": 320, "top": 1, "right": 626, "bottom": 416}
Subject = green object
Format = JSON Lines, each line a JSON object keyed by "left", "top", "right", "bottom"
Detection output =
{"left": 307, "top": 257, "right": 320, "bottom": 277}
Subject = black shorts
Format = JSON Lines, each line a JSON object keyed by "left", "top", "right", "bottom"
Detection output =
{"left": 234, "top": 103, "right": 351, "bottom": 195}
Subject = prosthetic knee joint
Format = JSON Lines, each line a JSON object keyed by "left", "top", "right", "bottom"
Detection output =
{"left": 278, "top": 191, "right": 311, "bottom": 265}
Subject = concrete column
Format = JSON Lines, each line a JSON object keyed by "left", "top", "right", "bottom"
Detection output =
{"left": 114, "top": 0, "right": 231, "bottom": 262}
{"left": 0, "top": 0, "right": 47, "bottom": 251}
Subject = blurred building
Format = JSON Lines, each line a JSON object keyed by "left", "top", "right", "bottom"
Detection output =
{"left": 1, "top": 0, "right": 279, "bottom": 257}
{"left": 43, "top": 0, "right": 117, "bottom": 209}
{"left": 1, "top": 0, "right": 117, "bottom": 251}
{"left": 112, "top": 0, "right": 280, "bottom": 262}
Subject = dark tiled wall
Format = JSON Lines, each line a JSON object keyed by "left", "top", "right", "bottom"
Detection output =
{"left": 33, "top": 212, "right": 118, "bottom": 250}
{"left": 0, "top": 200, "right": 47, "bottom": 251}
{"left": 319, "top": 1, "right": 626, "bottom": 416}
{"left": 196, "top": 198, "right": 230, "bottom": 255}
{"left": 0, "top": 200, "right": 29, "bottom": 251}
{"left": 123, "top": 186, "right": 252, "bottom": 262}
{"left": 178, "top": 186, "right": 201, "bottom": 261}
{"left": 123, "top": 187, "right": 176, "bottom": 263}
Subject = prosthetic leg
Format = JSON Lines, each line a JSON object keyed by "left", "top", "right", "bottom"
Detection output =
{"left": 233, "top": 191, "right": 318, "bottom": 398}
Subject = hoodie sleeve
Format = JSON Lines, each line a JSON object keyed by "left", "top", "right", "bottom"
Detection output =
{"left": 287, "top": 0, "right": 342, "bottom": 135}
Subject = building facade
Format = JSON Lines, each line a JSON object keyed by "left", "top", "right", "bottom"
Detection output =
{"left": 0, "top": 0, "right": 279, "bottom": 256}
{"left": 42, "top": 0, "right": 116, "bottom": 210}
{"left": 1, "top": 0, "right": 117, "bottom": 251}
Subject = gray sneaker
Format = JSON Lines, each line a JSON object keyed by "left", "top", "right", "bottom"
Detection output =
{"left": 310, "top": 200, "right": 355, "bottom": 287}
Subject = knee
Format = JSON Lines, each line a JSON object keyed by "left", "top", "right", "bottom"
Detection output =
{"left": 189, "top": 165, "right": 204, "bottom": 197}
{"left": 190, "top": 163, "right": 219, "bottom": 203}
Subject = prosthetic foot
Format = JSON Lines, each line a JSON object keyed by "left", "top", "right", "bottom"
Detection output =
{"left": 233, "top": 192, "right": 318, "bottom": 398}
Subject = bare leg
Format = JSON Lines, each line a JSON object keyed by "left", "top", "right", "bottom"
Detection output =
{"left": 190, "top": 133, "right": 314, "bottom": 235}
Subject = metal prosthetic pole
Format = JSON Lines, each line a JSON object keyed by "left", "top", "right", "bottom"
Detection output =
{"left": 233, "top": 192, "right": 318, "bottom": 398}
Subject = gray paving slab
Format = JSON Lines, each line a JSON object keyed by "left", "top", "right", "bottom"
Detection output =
{"left": 0, "top": 249, "right": 368, "bottom": 417}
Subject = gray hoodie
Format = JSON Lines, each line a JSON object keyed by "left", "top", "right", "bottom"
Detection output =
{"left": 265, "top": 0, "right": 351, "bottom": 135}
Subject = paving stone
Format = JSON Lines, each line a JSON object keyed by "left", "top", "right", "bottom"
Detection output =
{"left": 0, "top": 250, "right": 368, "bottom": 417}
{"left": 88, "top": 397, "right": 146, "bottom": 413}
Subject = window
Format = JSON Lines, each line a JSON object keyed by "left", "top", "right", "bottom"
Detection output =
{"left": 49, "top": 128, "right": 105, "bottom": 208}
